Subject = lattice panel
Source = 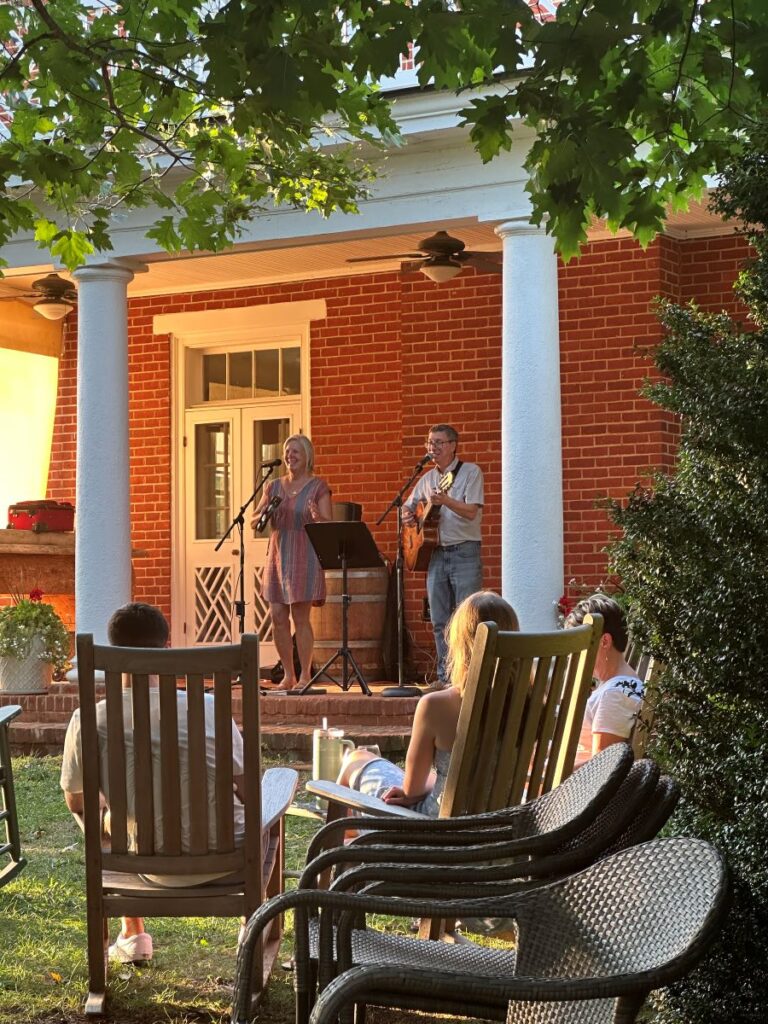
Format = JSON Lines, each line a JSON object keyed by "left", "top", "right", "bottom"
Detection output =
{"left": 252, "top": 568, "right": 274, "bottom": 642}
{"left": 194, "top": 565, "right": 234, "bottom": 644}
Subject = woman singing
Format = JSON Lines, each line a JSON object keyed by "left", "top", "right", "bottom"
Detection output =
{"left": 252, "top": 435, "right": 332, "bottom": 690}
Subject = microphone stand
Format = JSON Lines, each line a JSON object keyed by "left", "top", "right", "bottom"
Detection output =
{"left": 376, "top": 459, "right": 430, "bottom": 698}
{"left": 215, "top": 464, "right": 278, "bottom": 638}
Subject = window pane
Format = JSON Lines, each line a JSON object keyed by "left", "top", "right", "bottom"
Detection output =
{"left": 251, "top": 418, "right": 291, "bottom": 537}
{"left": 195, "top": 423, "right": 231, "bottom": 539}
{"left": 254, "top": 349, "right": 279, "bottom": 397}
{"left": 282, "top": 347, "right": 301, "bottom": 395}
{"left": 202, "top": 354, "right": 226, "bottom": 402}
{"left": 229, "top": 351, "right": 252, "bottom": 399}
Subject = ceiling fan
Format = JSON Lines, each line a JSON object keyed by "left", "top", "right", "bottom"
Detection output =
{"left": 0, "top": 273, "right": 77, "bottom": 320}
{"left": 346, "top": 230, "right": 503, "bottom": 283}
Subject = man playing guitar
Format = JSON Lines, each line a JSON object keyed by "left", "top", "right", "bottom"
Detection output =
{"left": 402, "top": 424, "right": 484, "bottom": 690}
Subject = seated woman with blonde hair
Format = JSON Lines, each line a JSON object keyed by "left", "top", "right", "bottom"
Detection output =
{"left": 337, "top": 590, "right": 519, "bottom": 816}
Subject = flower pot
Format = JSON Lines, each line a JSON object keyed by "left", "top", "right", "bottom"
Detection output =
{"left": 0, "top": 636, "right": 53, "bottom": 693}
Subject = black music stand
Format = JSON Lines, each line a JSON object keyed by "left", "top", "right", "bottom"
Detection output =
{"left": 298, "top": 521, "right": 385, "bottom": 696}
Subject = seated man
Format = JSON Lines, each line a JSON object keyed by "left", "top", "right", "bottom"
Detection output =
{"left": 60, "top": 603, "right": 246, "bottom": 965}
{"left": 565, "top": 594, "right": 644, "bottom": 765}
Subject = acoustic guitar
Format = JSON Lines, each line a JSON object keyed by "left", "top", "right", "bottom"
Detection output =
{"left": 403, "top": 471, "right": 454, "bottom": 572}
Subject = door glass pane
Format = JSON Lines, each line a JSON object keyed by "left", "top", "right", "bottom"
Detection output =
{"left": 282, "top": 347, "right": 301, "bottom": 395}
{"left": 195, "top": 423, "right": 231, "bottom": 539}
{"left": 229, "top": 351, "right": 253, "bottom": 399}
{"left": 254, "top": 349, "right": 279, "bottom": 397}
{"left": 252, "top": 418, "right": 291, "bottom": 536}
{"left": 202, "top": 354, "right": 226, "bottom": 402}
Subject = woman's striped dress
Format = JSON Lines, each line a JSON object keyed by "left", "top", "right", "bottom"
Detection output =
{"left": 261, "top": 476, "right": 331, "bottom": 605}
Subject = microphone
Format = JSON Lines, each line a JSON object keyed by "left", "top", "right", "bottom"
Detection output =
{"left": 416, "top": 453, "right": 432, "bottom": 468}
{"left": 261, "top": 458, "right": 282, "bottom": 468}
{"left": 255, "top": 495, "right": 282, "bottom": 533}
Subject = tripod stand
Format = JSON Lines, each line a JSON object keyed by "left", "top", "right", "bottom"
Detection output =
{"left": 298, "top": 521, "right": 384, "bottom": 695}
{"left": 214, "top": 463, "right": 278, "bottom": 637}
{"left": 376, "top": 458, "right": 429, "bottom": 697}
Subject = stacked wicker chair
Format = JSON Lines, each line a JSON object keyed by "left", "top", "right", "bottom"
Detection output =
{"left": 232, "top": 744, "right": 691, "bottom": 1024}
{"left": 305, "top": 837, "right": 729, "bottom": 1024}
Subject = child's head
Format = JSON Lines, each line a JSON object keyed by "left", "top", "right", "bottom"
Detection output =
{"left": 107, "top": 603, "right": 169, "bottom": 648}
{"left": 565, "top": 593, "right": 628, "bottom": 652}
{"left": 445, "top": 590, "right": 519, "bottom": 691}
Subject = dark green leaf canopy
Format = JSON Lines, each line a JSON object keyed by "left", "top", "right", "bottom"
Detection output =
{"left": 1, "top": 1, "right": 767, "bottom": 266}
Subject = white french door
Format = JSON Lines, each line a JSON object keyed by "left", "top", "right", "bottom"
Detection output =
{"left": 182, "top": 404, "right": 300, "bottom": 657}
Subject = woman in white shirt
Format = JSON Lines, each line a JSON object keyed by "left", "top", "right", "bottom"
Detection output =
{"left": 565, "top": 594, "right": 644, "bottom": 765}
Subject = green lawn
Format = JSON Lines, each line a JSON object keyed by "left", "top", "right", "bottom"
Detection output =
{"left": 0, "top": 755, "right": 319, "bottom": 1024}
{"left": 1, "top": 757, "right": 490, "bottom": 1024}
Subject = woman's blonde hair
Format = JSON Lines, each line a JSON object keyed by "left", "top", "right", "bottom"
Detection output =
{"left": 284, "top": 433, "right": 315, "bottom": 472}
{"left": 445, "top": 590, "right": 519, "bottom": 691}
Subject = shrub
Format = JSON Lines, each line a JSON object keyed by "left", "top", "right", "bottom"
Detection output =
{"left": 608, "top": 142, "right": 768, "bottom": 1021}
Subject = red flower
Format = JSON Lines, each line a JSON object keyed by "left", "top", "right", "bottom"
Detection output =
{"left": 29, "top": 589, "right": 44, "bottom": 602}
{"left": 556, "top": 594, "right": 574, "bottom": 616}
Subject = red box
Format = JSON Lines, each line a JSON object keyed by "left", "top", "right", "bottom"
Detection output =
{"left": 8, "top": 500, "right": 75, "bottom": 533}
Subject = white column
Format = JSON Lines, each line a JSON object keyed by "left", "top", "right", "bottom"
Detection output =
{"left": 495, "top": 218, "right": 563, "bottom": 630}
{"left": 73, "top": 263, "right": 134, "bottom": 643}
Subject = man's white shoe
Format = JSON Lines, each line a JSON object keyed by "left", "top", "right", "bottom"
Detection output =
{"left": 108, "top": 931, "right": 153, "bottom": 965}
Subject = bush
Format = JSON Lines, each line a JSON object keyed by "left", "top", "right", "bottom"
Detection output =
{"left": 608, "top": 146, "right": 768, "bottom": 1021}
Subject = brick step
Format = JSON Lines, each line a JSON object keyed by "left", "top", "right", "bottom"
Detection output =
{"left": 9, "top": 721, "right": 66, "bottom": 756}
{"left": 9, "top": 719, "right": 410, "bottom": 759}
{"left": 264, "top": 723, "right": 410, "bottom": 757}
{"left": 2, "top": 683, "right": 420, "bottom": 734}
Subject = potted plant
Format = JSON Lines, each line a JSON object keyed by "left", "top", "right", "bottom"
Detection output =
{"left": 0, "top": 590, "right": 70, "bottom": 693}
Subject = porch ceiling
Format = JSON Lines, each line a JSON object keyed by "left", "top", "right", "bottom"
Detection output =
{"left": 0, "top": 199, "right": 731, "bottom": 302}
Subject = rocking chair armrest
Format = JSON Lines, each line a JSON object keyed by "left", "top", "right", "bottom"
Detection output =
{"left": 0, "top": 705, "right": 23, "bottom": 729}
{"left": 305, "top": 780, "right": 428, "bottom": 819}
{"left": 262, "top": 767, "right": 299, "bottom": 831}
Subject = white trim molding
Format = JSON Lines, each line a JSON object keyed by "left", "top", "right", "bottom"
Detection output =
{"left": 154, "top": 299, "right": 328, "bottom": 340}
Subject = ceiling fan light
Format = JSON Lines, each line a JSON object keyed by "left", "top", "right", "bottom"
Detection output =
{"left": 33, "top": 299, "right": 74, "bottom": 321}
{"left": 420, "top": 259, "right": 462, "bottom": 284}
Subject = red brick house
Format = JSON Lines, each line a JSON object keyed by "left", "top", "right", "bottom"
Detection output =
{"left": 0, "top": 79, "right": 749, "bottom": 681}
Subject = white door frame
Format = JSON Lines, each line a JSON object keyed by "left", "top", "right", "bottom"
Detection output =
{"left": 165, "top": 300, "right": 326, "bottom": 647}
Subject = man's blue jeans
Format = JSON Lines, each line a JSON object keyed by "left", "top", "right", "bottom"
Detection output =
{"left": 426, "top": 541, "right": 483, "bottom": 684}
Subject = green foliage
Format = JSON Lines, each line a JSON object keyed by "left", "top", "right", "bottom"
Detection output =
{"left": 1, "top": 2, "right": 768, "bottom": 264}
{"left": 0, "top": 595, "right": 69, "bottom": 673}
{"left": 608, "top": 146, "right": 768, "bottom": 1019}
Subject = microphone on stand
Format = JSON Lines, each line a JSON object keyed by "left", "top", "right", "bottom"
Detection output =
{"left": 416, "top": 453, "right": 432, "bottom": 469}
{"left": 261, "top": 458, "right": 282, "bottom": 468}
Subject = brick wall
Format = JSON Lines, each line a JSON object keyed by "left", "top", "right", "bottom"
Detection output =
{"left": 46, "top": 270, "right": 501, "bottom": 677}
{"left": 45, "top": 232, "right": 747, "bottom": 676}
{"left": 558, "top": 238, "right": 673, "bottom": 593}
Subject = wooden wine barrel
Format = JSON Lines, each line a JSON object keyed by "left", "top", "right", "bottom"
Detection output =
{"left": 332, "top": 501, "right": 362, "bottom": 522}
{"left": 310, "top": 566, "right": 389, "bottom": 680}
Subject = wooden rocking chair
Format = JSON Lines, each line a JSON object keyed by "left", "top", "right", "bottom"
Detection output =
{"left": 75, "top": 632, "right": 297, "bottom": 1015}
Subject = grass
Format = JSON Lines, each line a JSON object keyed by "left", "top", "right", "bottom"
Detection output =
{"left": 0, "top": 755, "right": 319, "bottom": 1024}
{"left": 1, "top": 757, "right": 483, "bottom": 1024}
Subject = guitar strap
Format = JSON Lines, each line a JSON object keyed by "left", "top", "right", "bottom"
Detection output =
{"left": 448, "top": 460, "right": 463, "bottom": 488}
{"left": 437, "top": 460, "right": 462, "bottom": 547}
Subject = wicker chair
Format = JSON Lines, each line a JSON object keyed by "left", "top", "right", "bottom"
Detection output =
{"left": 0, "top": 704, "right": 26, "bottom": 888}
{"left": 233, "top": 746, "right": 660, "bottom": 1024}
{"left": 318, "top": 756, "right": 663, "bottom": 901}
{"left": 304, "top": 741, "right": 634, "bottom": 874}
{"left": 296, "top": 753, "right": 651, "bottom": 897}
{"left": 303, "top": 837, "right": 729, "bottom": 1024}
